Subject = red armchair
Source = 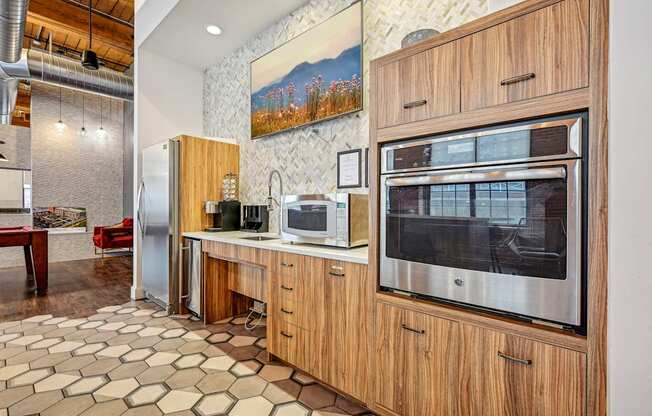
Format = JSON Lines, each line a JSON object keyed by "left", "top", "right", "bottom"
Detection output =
{"left": 93, "top": 218, "right": 133, "bottom": 258}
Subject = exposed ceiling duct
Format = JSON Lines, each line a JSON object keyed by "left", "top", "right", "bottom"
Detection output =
{"left": 0, "top": 0, "right": 29, "bottom": 64}
{"left": 0, "top": 78, "right": 18, "bottom": 124}
{"left": 0, "top": 0, "right": 133, "bottom": 125}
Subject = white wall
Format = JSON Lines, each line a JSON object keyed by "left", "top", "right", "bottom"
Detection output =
{"left": 132, "top": 14, "right": 204, "bottom": 298}
{"left": 137, "top": 48, "right": 203, "bottom": 150}
{"left": 608, "top": 1, "right": 652, "bottom": 415}
{"left": 135, "top": 0, "right": 179, "bottom": 48}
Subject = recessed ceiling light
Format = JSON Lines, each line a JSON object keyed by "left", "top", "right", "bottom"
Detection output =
{"left": 205, "top": 24, "right": 222, "bottom": 36}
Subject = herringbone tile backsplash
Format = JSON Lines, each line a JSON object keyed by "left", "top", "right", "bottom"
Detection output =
{"left": 204, "top": 0, "right": 487, "bottom": 232}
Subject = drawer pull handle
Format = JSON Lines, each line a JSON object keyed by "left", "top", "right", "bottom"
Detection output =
{"left": 281, "top": 285, "right": 294, "bottom": 291}
{"left": 280, "top": 262, "right": 294, "bottom": 267}
{"left": 497, "top": 351, "right": 533, "bottom": 366}
{"left": 401, "top": 324, "right": 425, "bottom": 335}
{"left": 280, "top": 331, "right": 293, "bottom": 338}
{"left": 328, "top": 271, "right": 345, "bottom": 277}
{"left": 403, "top": 99, "right": 427, "bottom": 109}
{"left": 500, "top": 73, "right": 536, "bottom": 86}
{"left": 281, "top": 308, "right": 294, "bottom": 315}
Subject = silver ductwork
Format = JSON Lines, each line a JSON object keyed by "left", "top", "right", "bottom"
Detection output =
{"left": 25, "top": 49, "right": 133, "bottom": 100}
{"left": 1, "top": 49, "right": 133, "bottom": 101}
{"left": 0, "top": 49, "right": 134, "bottom": 124}
{"left": 0, "top": 77, "right": 18, "bottom": 124}
{"left": 0, "top": 0, "right": 29, "bottom": 64}
{"left": 0, "top": 0, "right": 133, "bottom": 124}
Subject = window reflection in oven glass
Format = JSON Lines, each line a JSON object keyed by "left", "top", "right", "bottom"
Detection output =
{"left": 386, "top": 179, "right": 568, "bottom": 280}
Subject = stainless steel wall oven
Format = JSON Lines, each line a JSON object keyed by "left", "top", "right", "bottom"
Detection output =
{"left": 380, "top": 113, "right": 588, "bottom": 331}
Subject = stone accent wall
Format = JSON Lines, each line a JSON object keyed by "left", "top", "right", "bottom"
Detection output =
{"left": 204, "top": 0, "right": 488, "bottom": 232}
{"left": 0, "top": 84, "right": 125, "bottom": 268}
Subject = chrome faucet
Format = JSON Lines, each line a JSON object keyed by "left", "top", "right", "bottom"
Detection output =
{"left": 267, "top": 169, "right": 284, "bottom": 233}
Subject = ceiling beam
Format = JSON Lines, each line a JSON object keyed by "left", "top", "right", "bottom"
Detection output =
{"left": 61, "top": 0, "right": 134, "bottom": 28}
{"left": 27, "top": 0, "right": 133, "bottom": 55}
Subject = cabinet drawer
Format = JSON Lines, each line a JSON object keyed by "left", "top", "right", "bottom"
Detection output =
{"left": 270, "top": 320, "right": 299, "bottom": 365}
{"left": 377, "top": 42, "right": 460, "bottom": 128}
{"left": 203, "top": 240, "right": 238, "bottom": 259}
{"left": 275, "top": 252, "right": 300, "bottom": 279}
{"left": 269, "top": 320, "right": 315, "bottom": 370}
{"left": 460, "top": 0, "right": 589, "bottom": 111}
{"left": 278, "top": 274, "right": 299, "bottom": 297}
{"left": 274, "top": 296, "right": 298, "bottom": 326}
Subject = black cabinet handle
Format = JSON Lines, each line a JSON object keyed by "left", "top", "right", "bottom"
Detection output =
{"left": 280, "top": 331, "right": 293, "bottom": 338}
{"left": 281, "top": 308, "right": 293, "bottom": 315}
{"left": 403, "top": 99, "right": 427, "bottom": 109}
{"left": 328, "top": 271, "right": 345, "bottom": 277}
{"left": 280, "top": 285, "right": 293, "bottom": 291}
{"left": 401, "top": 323, "right": 425, "bottom": 335}
{"left": 280, "top": 262, "right": 294, "bottom": 267}
{"left": 500, "top": 73, "right": 536, "bottom": 86}
{"left": 497, "top": 351, "right": 533, "bottom": 366}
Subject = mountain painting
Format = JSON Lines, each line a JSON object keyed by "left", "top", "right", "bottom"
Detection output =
{"left": 250, "top": 1, "right": 362, "bottom": 139}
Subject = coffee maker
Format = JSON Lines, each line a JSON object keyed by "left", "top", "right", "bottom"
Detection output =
{"left": 241, "top": 205, "right": 269, "bottom": 233}
{"left": 204, "top": 200, "right": 241, "bottom": 232}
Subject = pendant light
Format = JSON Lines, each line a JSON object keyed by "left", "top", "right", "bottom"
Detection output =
{"left": 54, "top": 87, "right": 66, "bottom": 132}
{"left": 81, "top": 0, "right": 99, "bottom": 70}
{"left": 79, "top": 94, "right": 87, "bottom": 137}
{"left": 96, "top": 97, "right": 107, "bottom": 139}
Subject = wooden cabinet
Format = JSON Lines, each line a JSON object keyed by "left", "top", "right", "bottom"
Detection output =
{"left": 377, "top": 42, "right": 460, "bottom": 128}
{"left": 268, "top": 319, "right": 317, "bottom": 371}
{"left": 268, "top": 253, "right": 371, "bottom": 403}
{"left": 320, "top": 260, "right": 372, "bottom": 402}
{"left": 373, "top": 0, "right": 590, "bottom": 134}
{"left": 460, "top": 325, "right": 586, "bottom": 416}
{"left": 375, "top": 302, "right": 460, "bottom": 416}
{"left": 460, "top": 0, "right": 589, "bottom": 111}
{"left": 269, "top": 253, "right": 323, "bottom": 332}
{"left": 374, "top": 305, "right": 586, "bottom": 416}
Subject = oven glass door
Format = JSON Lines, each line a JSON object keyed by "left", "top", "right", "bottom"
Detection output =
{"left": 283, "top": 201, "right": 337, "bottom": 238}
{"left": 380, "top": 160, "right": 581, "bottom": 325}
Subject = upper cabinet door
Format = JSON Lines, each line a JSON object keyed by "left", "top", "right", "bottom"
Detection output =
{"left": 460, "top": 0, "right": 589, "bottom": 112}
{"left": 377, "top": 42, "right": 460, "bottom": 129}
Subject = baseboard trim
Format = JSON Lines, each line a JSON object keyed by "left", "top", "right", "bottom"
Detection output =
{"left": 130, "top": 285, "right": 146, "bottom": 300}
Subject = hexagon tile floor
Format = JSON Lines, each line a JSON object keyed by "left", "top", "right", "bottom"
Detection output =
{"left": 0, "top": 301, "right": 374, "bottom": 416}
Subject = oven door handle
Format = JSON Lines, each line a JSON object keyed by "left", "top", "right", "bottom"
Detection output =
{"left": 385, "top": 167, "right": 566, "bottom": 187}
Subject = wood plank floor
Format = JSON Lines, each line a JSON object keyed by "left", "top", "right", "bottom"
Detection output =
{"left": 0, "top": 256, "right": 132, "bottom": 321}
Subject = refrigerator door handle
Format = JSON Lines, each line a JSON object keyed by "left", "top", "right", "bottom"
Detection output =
{"left": 136, "top": 180, "right": 145, "bottom": 237}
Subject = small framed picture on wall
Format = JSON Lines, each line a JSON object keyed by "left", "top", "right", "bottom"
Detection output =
{"left": 337, "top": 149, "right": 362, "bottom": 189}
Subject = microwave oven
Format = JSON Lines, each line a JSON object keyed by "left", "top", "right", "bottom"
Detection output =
{"left": 281, "top": 193, "right": 369, "bottom": 248}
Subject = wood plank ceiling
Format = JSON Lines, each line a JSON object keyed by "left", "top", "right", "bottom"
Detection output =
{"left": 11, "top": 0, "right": 134, "bottom": 127}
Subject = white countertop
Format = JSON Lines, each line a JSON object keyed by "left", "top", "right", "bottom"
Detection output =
{"left": 183, "top": 231, "right": 368, "bottom": 265}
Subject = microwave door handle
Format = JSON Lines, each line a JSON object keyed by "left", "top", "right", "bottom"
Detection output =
{"left": 386, "top": 167, "right": 566, "bottom": 187}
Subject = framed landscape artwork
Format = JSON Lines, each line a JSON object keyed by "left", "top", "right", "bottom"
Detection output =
{"left": 250, "top": 1, "right": 363, "bottom": 139}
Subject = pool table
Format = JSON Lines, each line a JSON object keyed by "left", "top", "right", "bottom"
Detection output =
{"left": 0, "top": 226, "right": 48, "bottom": 294}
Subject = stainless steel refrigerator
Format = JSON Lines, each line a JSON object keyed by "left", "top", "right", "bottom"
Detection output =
{"left": 138, "top": 140, "right": 184, "bottom": 313}
{"left": 137, "top": 139, "right": 201, "bottom": 315}
{"left": 138, "top": 137, "right": 236, "bottom": 316}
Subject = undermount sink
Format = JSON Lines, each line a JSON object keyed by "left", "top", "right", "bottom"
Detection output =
{"left": 239, "top": 235, "right": 279, "bottom": 242}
